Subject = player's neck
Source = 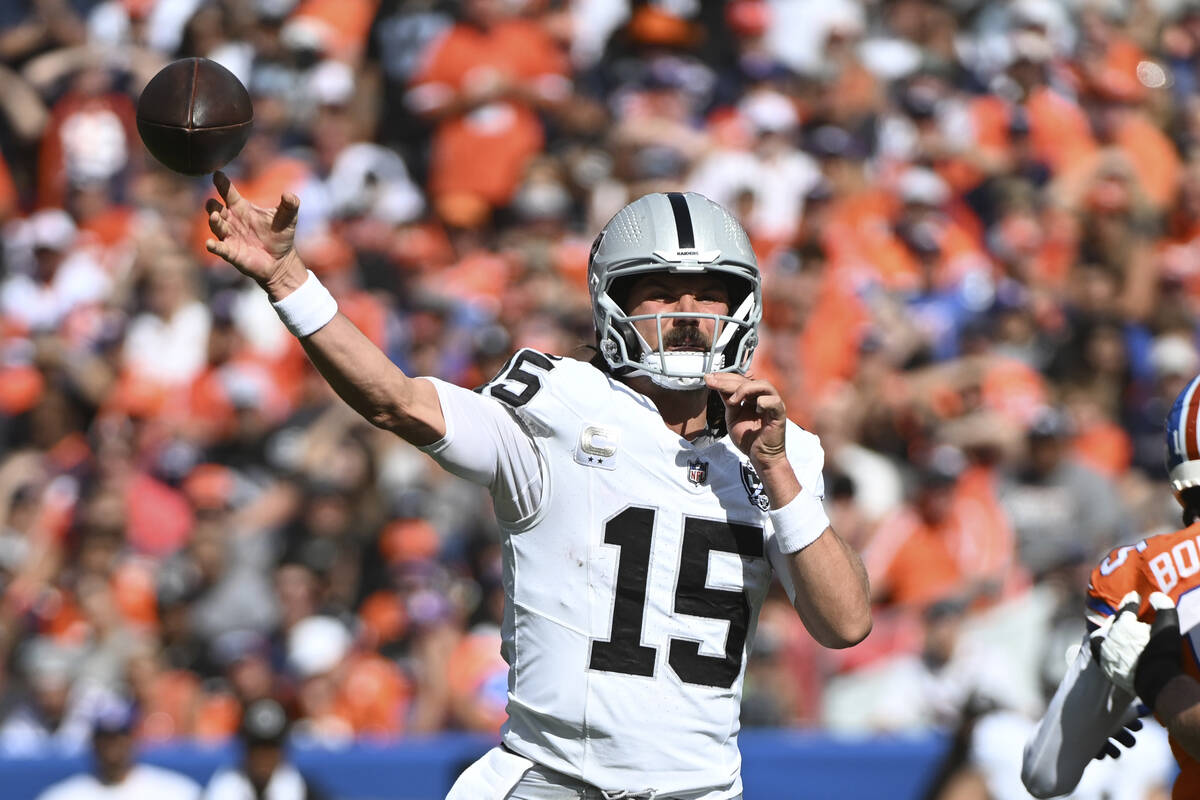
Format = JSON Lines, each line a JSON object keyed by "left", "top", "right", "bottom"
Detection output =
{"left": 627, "top": 377, "right": 711, "bottom": 440}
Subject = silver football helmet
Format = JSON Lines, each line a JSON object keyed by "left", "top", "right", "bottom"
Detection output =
{"left": 588, "top": 192, "right": 762, "bottom": 391}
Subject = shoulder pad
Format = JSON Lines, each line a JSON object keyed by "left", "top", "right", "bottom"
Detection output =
{"left": 476, "top": 348, "right": 563, "bottom": 408}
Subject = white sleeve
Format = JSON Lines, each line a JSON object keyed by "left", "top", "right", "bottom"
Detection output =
{"left": 417, "top": 378, "right": 543, "bottom": 525}
{"left": 1020, "top": 634, "right": 1137, "bottom": 798}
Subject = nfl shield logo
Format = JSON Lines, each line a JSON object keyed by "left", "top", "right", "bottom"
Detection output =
{"left": 687, "top": 459, "right": 708, "bottom": 485}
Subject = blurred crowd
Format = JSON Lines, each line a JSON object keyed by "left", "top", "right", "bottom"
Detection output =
{"left": 0, "top": 0, "right": 1198, "bottom": 793}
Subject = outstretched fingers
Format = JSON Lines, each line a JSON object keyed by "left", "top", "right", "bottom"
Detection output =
{"left": 271, "top": 192, "right": 300, "bottom": 233}
{"left": 208, "top": 209, "right": 232, "bottom": 239}
{"left": 205, "top": 238, "right": 232, "bottom": 261}
{"left": 213, "top": 171, "right": 244, "bottom": 208}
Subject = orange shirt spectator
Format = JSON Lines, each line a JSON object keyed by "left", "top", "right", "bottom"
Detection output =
{"left": 937, "top": 95, "right": 1012, "bottom": 195}
{"left": 1112, "top": 110, "right": 1182, "bottom": 210}
{"left": 980, "top": 356, "right": 1049, "bottom": 428}
{"left": 1026, "top": 85, "right": 1097, "bottom": 177}
{"left": 1072, "top": 420, "right": 1133, "bottom": 479}
{"left": 288, "top": 0, "right": 376, "bottom": 61}
{"left": 796, "top": 276, "right": 869, "bottom": 411}
{"left": 410, "top": 6, "right": 569, "bottom": 214}
{"left": 865, "top": 461, "right": 1017, "bottom": 610}
{"left": 866, "top": 502, "right": 970, "bottom": 609}
{"left": 0, "top": 151, "right": 16, "bottom": 224}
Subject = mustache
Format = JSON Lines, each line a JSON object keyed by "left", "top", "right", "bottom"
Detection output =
{"left": 662, "top": 326, "right": 710, "bottom": 349}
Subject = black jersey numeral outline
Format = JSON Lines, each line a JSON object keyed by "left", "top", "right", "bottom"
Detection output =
{"left": 479, "top": 350, "right": 559, "bottom": 407}
{"left": 588, "top": 507, "right": 658, "bottom": 676}
{"left": 587, "top": 507, "right": 765, "bottom": 688}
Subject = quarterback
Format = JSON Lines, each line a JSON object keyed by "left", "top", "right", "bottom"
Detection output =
{"left": 1023, "top": 373, "right": 1200, "bottom": 799}
{"left": 204, "top": 176, "right": 872, "bottom": 799}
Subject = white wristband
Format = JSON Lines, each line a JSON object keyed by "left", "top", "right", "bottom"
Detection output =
{"left": 769, "top": 489, "right": 831, "bottom": 554}
{"left": 271, "top": 270, "right": 338, "bottom": 337}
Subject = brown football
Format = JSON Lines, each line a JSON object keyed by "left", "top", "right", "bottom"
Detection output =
{"left": 136, "top": 58, "right": 253, "bottom": 176}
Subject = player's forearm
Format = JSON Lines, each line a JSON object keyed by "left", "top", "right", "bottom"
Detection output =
{"left": 754, "top": 456, "right": 801, "bottom": 508}
{"left": 754, "top": 458, "right": 871, "bottom": 647}
{"left": 786, "top": 530, "right": 872, "bottom": 648}
{"left": 260, "top": 258, "right": 446, "bottom": 445}
{"left": 1021, "top": 638, "right": 1137, "bottom": 798}
{"left": 1154, "top": 674, "right": 1200, "bottom": 761}
{"left": 299, "top": 315, "right": 445, "bottom": 445}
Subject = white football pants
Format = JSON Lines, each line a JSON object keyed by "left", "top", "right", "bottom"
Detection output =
{"left": 446, "top": 746, "right": 742, "bottom": 800}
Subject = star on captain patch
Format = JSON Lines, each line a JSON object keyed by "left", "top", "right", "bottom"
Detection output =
{"left": 687, "top": 459, "right": 708, "bottom": 486}
{"left": 574, "top": 425, "right": 619, "bottom": 470}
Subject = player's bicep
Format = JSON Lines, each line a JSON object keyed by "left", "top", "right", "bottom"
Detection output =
{"left": 419, "top": 378, "right": 543, "bottom": 523}
{"left": 403, "top": 375, "right": 448, "bottom": 441}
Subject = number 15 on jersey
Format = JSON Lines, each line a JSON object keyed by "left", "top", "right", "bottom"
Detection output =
{"left": 589, "top": 506, "right": 764, "bottom": 690}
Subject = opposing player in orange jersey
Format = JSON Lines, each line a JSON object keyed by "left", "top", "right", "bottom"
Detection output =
{"left": 1023, "top": 375, "right": 1200, "bottom": 798}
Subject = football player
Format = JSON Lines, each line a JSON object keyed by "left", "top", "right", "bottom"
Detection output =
{"left": 1022, "top": 374, "right": 1200, "bottom": 799}
{"left": 204, "top": 178, "right": 872, "bottom": 799}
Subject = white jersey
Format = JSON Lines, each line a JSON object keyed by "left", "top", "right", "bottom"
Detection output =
{"left": 421, "top": 350, "right": 826, "bottom": 798}
{"left": 37, "top": 764, "right": 201, "bottom": 800}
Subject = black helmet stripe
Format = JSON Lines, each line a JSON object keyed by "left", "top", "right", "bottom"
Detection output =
{"left": 667, "top": 192, "right": 695, "bottom": 250}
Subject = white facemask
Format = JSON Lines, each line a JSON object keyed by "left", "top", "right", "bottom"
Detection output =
{"left": 638, "top": 351, "right": 725, "bottom": 390}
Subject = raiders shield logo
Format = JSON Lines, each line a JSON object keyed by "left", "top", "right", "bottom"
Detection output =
{"left": 740, "top": 462, "right": 771, "bottom": 510}
{"left": 687, "top": 459, "right": 708, "bottom": 485}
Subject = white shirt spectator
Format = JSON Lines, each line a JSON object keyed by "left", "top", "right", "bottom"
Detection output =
{"left": 822, "top": 639, "right": 1021, "bottom": 733}
{"left": 203, "top": 765, "right": 308, "bottom": 800}
{"left": 688, "top": 143, "right": 821, "bottom": 243}
{"left": 0, "top": 670, "right": 119, "bottom": 757}
{"left": 568, "top": 0, "right": 630, "bottom": 68}
{"left": 0, "top": 250, "right": 110, "bottom": 334}
{"left": 326, "top": 143, "right": 424, "bottom": 225}
{"left": 36, "top": 764, "right": 201, "bottom": 800}
{"left": 122, "top": 301, "right": 212, "bottom": 387}
{"left": 765, "top": 0, "right": 864, "bottom": 76}
{"left": 830, "top": 442, "right": 904, "bottom": 522}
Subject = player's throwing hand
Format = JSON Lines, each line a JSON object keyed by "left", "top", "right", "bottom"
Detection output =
{"left": 204, "top": 171, "right": 303, "bottom": 294}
